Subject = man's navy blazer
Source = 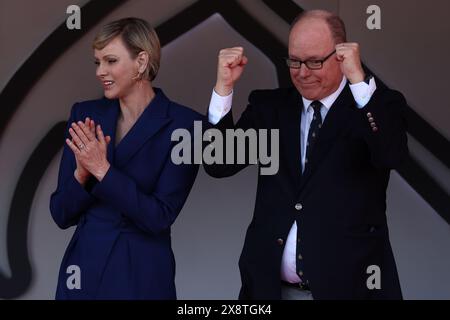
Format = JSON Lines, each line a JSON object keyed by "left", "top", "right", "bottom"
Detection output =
{"left": 204, "top": 84, "right": 408, "bottom": 299}
{"left": 50, "top": 89, "right": 203, "bottom": 299}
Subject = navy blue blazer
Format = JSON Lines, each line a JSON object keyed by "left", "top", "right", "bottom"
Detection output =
{"left": 50, "top": 89, "right": 204, "bottom": 299}
{"left": 205, "top": 85, "right": 408, "bottom": 299}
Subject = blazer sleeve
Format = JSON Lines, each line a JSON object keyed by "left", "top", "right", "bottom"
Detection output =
{"left": 50, "top": 103, "right": 97, "bottom": 229}
{"left": 203, "top": 91, "right": 258, "bottom": 178}
{"left": 90, "top": 129, "right": 200, "bottom": 235}
{"left": 357, "top": 88, "right": 409, "bottom": 170}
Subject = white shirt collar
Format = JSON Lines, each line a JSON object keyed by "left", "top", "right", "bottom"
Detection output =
{"left": 302, "top": 76, "right": 347, "bottom": 113}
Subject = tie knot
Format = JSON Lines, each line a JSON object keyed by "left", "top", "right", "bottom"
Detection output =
{"left": 311, "top": 101, "right": 322, "bottom": 113}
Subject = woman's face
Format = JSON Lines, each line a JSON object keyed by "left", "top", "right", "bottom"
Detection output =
{"left": 94, "top": 36, "right": 140, "bottom": 99}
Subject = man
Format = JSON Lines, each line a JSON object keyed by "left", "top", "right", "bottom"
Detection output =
{"left": 204, "top": 10, "right": 407, "bottom": 299}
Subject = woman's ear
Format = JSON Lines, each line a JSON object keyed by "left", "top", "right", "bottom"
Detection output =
{"left": 136, "top": 51, "right": 149, "bottom": 74}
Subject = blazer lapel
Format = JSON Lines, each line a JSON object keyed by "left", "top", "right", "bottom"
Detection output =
{"left": 278, "top": 88, "right": 303, "bottom": 191}
{"left": 114, "top": 89, "right": 172, "bottom": 168}
{"left": 298, "top": 86, "right": 354, "bottom": 194}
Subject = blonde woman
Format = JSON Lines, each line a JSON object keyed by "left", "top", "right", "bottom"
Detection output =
{"left": 50, "top": 17, "right": 203, "bottom": 299}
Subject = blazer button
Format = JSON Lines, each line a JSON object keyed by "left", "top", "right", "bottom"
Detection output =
{"left": 366, "top": 112, "right": 372, "bottom": 118}
{"left": 368, "top": 117, "right": 374, "bottom": 123}
{"left": 295, "top": 203, "right": 303, "bottom": 211}
{"left": 370, "top": 122, "right": 377, "bottom": 128}
{"left": 372, "top": 127, "right": 378, "bottom": 132}
{"left": 277, "top": 238, "right": 284, "bottom": 246}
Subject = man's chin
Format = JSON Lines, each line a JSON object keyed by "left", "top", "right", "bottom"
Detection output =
{"left": 297, "top": 87, "right": 319, "bottom": 100}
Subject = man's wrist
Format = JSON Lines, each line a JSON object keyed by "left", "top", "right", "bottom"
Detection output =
{"left": 347, "top": 71, "right": 365, "bottom": 84}
{"left": 214, "top": 84, "right": 233, "bottom": 97}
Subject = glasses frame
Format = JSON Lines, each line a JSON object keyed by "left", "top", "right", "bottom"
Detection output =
{"left": 285, "top": 50, "right": 336, "bottom": 70}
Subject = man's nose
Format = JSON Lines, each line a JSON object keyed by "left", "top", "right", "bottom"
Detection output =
{"left": 299, "top": 63, "right": 311, "bottom": 78}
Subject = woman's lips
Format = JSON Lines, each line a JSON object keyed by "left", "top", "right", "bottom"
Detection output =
{"left": 102, "top": 80, "right": 114, "bottom": 89}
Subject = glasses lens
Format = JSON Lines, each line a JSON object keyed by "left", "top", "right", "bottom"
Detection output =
{"left": 306, "top": 61, "right": 322, "bottom": 70}
{"left": 286, "top": 59, "right": 301, "bottom": 68}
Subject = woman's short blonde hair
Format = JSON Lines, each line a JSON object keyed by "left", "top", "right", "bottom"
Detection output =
{"left": 93, "top": 17, "right": 161, "bottom": 81}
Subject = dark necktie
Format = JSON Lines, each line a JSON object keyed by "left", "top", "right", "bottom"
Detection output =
{"left": 296, "top": 101, "right": 323, "bottom": 288}
{"left": 304, "top": 100, "right": 323, "bottom": 169}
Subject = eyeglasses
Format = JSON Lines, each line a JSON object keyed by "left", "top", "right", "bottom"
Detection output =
{"left": 285, "top": 50, "right": 336, "bottom": 70}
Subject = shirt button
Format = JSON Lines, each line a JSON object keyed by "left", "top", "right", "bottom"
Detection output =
{"left": 277, "top": 238, "right": 284, "bottom": 246}
{"left": 295, "top": 203, "right": 303, "bottom": 211}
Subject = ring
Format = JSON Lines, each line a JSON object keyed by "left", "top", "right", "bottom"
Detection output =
{"left": 79, "top": 144, "right": 85, "bottom": 150}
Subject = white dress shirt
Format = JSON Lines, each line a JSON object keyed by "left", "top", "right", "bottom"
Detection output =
{"left": 208, "top": 76, "right": 377, "bottom": 283}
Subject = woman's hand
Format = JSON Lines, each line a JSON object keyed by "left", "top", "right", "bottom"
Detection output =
{"left": 72, "top": 118, "right": 95, "bottom": 185}
{"left": 66, "top": 119, "right": 112, "bottom": 182}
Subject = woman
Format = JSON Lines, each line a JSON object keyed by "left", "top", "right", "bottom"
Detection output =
{"left": 50, "top": 17, "right": 203, "bottom": 299}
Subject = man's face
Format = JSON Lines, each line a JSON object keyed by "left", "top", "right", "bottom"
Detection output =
{"left": 288, "top": 18, "right": 343, "bottom": 100}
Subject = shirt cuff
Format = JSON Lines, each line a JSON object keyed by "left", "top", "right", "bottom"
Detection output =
{"left": 208, "top": 88, "right": 233, "bottom": 124}
{"left": 349, "top": 77, "right": 377, "bottom": 108}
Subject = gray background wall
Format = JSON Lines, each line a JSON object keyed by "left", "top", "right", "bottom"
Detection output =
{"left": 0, "top": 0, "right": 449, "bottom": 299}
